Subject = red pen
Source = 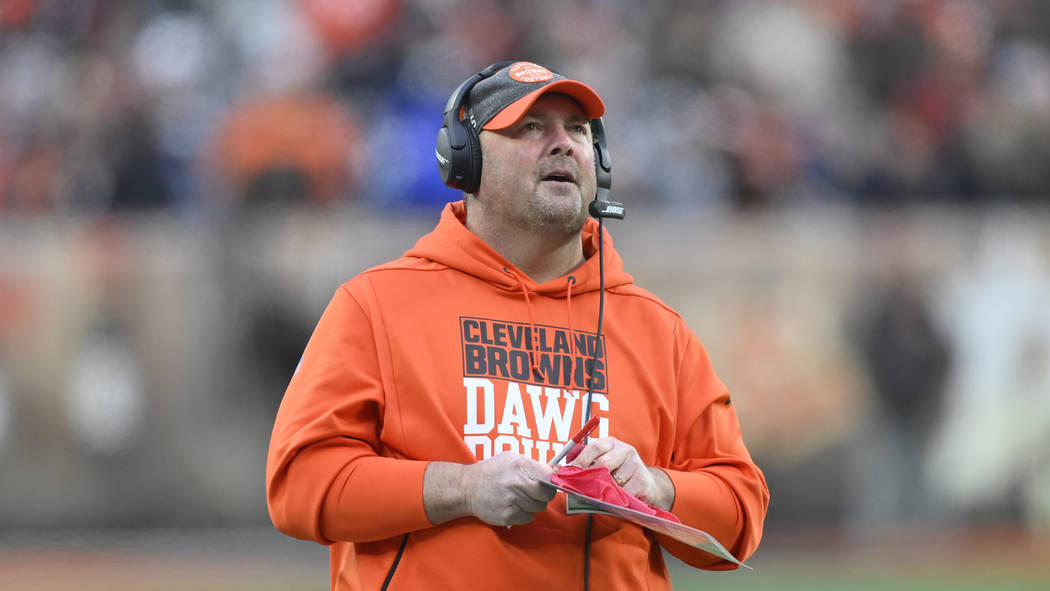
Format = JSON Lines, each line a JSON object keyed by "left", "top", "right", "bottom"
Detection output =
{"left": 548, "top": 415, "right": 600, "bottom": 466}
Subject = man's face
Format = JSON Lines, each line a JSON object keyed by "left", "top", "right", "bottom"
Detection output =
{"left": 475, "top": 93, "right": 597, "bottom": 238}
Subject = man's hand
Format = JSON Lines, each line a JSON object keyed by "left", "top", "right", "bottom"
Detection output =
{"left": 423, "top": 454, "right": 556, "bottom": 527}
{"left": 570, "top": 437, "right": 675, "bottom": 510}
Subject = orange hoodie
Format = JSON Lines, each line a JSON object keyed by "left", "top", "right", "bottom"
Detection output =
{"left": 266, "top": 201, "right": 768, "bottom": 590}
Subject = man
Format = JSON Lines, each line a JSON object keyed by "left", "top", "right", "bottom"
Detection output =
{"left": 266, "top": 61, "right": 768, "bottom": 590}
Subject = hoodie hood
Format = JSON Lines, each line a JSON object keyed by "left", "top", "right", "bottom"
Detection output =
{"left": 405, "top": 201, "right": 633, "bottom": 297}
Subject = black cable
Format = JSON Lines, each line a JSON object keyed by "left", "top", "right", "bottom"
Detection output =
{"left": 582, "top": 215, "right": 608, "bottom": 591}
{"left": 583, "top": 514, "right": 594, "bottom": 590}
{"left": 380, "top": 534, "right": 409, "bottom": 590}
{"left": 583, "top": 215, "right": 606, "bottom": 422}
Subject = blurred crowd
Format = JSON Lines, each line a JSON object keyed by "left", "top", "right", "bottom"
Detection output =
{"left": 3, "top": 0, "right": 1050, "bottom": 218}
{"left": 1, "top": 0, "right": 1050, "bottom": 535}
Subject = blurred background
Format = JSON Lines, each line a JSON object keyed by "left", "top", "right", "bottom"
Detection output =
{"left": 2, "top": 0, "right": 1049, "bottom": 589}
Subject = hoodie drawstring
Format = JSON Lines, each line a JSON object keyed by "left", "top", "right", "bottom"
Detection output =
{"left": 505, "top": 267, "right": 542, "bottom": 375}
{"left": 565, "top": 276, "right": 577, "bottom": 356}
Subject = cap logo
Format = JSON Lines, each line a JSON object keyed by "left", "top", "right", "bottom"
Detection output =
{"left": 508, "top": 62, "right": 554, "bottom": 83}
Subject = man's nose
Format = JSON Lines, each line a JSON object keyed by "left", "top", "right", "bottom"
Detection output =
{"left": 548, "top": 127, "right": 575, "bottom": 156}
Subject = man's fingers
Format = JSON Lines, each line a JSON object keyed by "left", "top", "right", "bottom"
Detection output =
{"left": 506, "top": 458, "right": 555, "bottom": 510}
{"left": 513, "top": 493, "right": 548, "bottom": 515}
{"left": 598, "top": 446, "right": 635, "bottom": 474}
{"left": 523, "top": 481, "right": 556, "bottom": 503}
{"left": 573, "top": 437, "right": 637, "bottom": 476}
{"left": 466, "top": 453, "right": 559, "bottom": 526}
{"left": 511, "top": 459, "right": 556, "bottom": 502}
{"left": 610, "top": 467, "right": 632, "bottom": 486}
{"left": 511, "top": 470, "right": 556, "bottom": 505}
{"left": 570, "top": 437, "right": 616, "bottom": 467}
{"left": 567, "top": 437, "right": 654, "bottom": 498}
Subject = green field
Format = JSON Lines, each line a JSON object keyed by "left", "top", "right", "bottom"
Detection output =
{"left": 672, "top": 527, "right": 1050, "bottom": 591}
{"left": 2, "top": 526, "right": 1047, "bottom": 590}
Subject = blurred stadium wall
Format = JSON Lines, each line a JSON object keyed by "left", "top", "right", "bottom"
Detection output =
{"left": 1, "top": 205, "right": 1048, "bottom": 536}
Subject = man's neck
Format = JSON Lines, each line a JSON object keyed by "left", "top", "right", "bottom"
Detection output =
{"left": 467, "top": 215, "right": 585, "bottom": 285}
{"left": 503, "top": 235, "right": 585, "bottom": 285}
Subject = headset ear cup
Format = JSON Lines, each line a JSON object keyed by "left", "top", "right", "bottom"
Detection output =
{"left": 591, "top": 118, "right": 612, "bottom": 199}
{"left": 437, "top": 61, "right": 517, "bottom": 193}
{"left": 438, "top": 108, "right": 482, "bottom": 192}
{"left": 436, "top": 126, "right": 454, "bottom": 186}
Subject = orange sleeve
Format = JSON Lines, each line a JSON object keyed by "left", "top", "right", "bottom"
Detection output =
{"left": 265, "top": 284, "right": 432, "bottom": 544}
{"left": 657, "top": 321, "right": 769, "bottom": 569}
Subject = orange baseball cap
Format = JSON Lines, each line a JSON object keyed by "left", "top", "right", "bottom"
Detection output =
{"left": 465, "top": 61, "right": 606, "bottom": 131}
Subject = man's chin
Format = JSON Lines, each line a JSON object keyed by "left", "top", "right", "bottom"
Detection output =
{"left": 535, "top": 202, "right": 587, "bottom": 235}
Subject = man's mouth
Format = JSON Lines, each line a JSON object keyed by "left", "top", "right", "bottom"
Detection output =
{"left": 541, "top": 170, "right": 576, "bottom": 184}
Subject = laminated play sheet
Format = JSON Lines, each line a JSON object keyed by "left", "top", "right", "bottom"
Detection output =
{"left": 523, "top": 467, "right": 751, "bottom": 569}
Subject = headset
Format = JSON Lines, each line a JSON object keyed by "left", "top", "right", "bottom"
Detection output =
{"left": 436, "top": 62, "right": 625, "bottom": 220}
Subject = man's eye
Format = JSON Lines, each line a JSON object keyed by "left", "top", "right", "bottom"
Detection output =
{"left": 523, "top": 122, "right": 540, "bottom": 131}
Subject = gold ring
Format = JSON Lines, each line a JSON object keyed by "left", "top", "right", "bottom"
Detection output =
{"left": 613, "top": 472, "right": 626, "bottom": 486}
